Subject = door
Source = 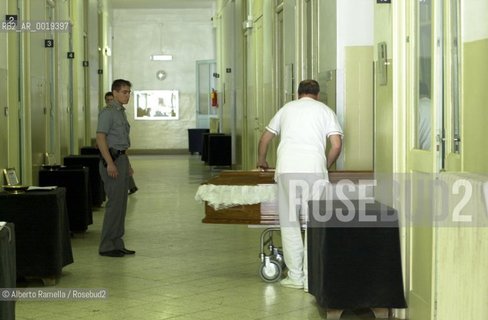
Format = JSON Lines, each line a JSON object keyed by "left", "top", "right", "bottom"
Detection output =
{"left": 443, "top": 0, "right": 461, "bottom": 171}
{"left": 406, "top": 1, "right": 438, "bottom": 319}
{"left": 29, "top": 0, "right": 50, "bottom": 183}
{"left": 275, "top": 2, "right": 284, "bottom": 110}
{"left": 196, "top": 60, "right": 217, "bottom": 129}
{"left": 0, "top": 69, "right": 7, "bottom": 174}
{"left": 0, "top": 0, "right": 7, "bottom": 172}
{"left": 253, "top": 16, "right": 264, "bottom": 167}
{"left": 244, "top": 16, "right": 263, "bottom": 170}
{"left": 406, "top": 1, "right": 462, "bottom": 319}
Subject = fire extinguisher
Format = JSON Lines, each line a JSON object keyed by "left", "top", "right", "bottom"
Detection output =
{"left": 211, "top": 88, "right": 218, "bottom": 107}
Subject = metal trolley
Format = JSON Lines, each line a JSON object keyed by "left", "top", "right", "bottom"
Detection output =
{"left": 258, "top": 227, "right": 285, "bottom": 282}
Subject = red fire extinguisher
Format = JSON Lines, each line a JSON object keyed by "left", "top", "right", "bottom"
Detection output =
{"left": 211, "top": 88, "right": 218, "bottom": 107}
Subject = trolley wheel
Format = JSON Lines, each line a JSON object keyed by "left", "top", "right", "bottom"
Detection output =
{"left": 259, "top": 259, "right": 282, "bottom": 283}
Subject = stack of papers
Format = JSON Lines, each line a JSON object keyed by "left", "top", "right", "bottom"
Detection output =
{"left": 27, "top": 186, "right": 57, "bottom": 191}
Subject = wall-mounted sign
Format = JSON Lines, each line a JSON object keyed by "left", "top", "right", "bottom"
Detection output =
{"left": 5, "top": 15, "right": 17, "bottom": 24}
{"left": 44, "top": 39, "right": 54, "bottom": 48}
{"left": 377, "top": 0, "right": 391, "bottom": 3}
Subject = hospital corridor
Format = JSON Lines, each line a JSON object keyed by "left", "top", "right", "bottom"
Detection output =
{"left": 1, "top": 0, "right": 488, "bottom": 319}
{"left": 15, "top": 155, "right": 384, "bottom": 320}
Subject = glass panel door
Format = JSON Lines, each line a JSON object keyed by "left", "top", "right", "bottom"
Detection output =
{"left": 444, "top": 0, "right": 462, "bottom": 171}
{"left": 196, "top": 60, "right": 216, "bottom": 128}
{"left": 416, "top": 0, "right": 433, "bottom": 151}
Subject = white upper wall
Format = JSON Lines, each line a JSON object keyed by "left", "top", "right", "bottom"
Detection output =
{"left": 338, "top": 0, "right": 375, "bottom": 47}
{"left": 462, "top": 0, "right": 488, "bottom": 42}
{"left": 112, "top": 8, "right": 215, "bottom": 150}
{"left": 336, "top": 0, "right": 375, "bottom": 137}
{"left": 113, "top": 9, "right": 214, "bottom": 91}
{"left": 337, "top": 0, "right": 375, "bottom": 81}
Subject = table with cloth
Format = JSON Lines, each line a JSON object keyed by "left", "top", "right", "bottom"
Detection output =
{"left": 0, "top": 188, "right": 74, "bottom": 284}
{"left": 307, "top": 199, "right": 407, "bottom": 310}
{"left": 39, "top": 166, "right": 93, "bottom": 232}
{"left": 64, "top": 154, "right": 105, "bottom": 207}
{"left": 0, "top": 223, "right": 15, "bottom": 320}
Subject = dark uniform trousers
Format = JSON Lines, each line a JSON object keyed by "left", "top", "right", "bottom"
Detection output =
{"left": 99, "top": 154, "right": 130, "bottom": 252}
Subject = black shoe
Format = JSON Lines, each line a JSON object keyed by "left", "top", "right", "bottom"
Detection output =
{"left": 128, "top": 187, "right": 138, "bottom": 195}
{"left": 99, "top": 250, "right": 124, "bottom": 257}
{"left": 120, "top": 248, "right": 136, "bottom": 255}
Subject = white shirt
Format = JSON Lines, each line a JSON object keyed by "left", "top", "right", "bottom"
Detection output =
{"left": 265, "top": 97, "right": 343, "bottom": 178}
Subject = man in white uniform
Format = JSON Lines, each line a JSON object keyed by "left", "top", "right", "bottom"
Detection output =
{"left": 257, "top": 79, "right": 343, "bottom": 290}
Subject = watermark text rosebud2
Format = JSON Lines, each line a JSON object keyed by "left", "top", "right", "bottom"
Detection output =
{"left": 277, "top": 172, "right": 488, "bottom": 228}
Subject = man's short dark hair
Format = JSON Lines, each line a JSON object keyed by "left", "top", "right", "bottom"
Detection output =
{"left": 104, "top": 91, "right": 113, "bottom": 99}
{"left": 298, "top": 80, "right": 320, "bottom": 96}
{"left": 111, "top": 79, "right": 132, "bottom": 92}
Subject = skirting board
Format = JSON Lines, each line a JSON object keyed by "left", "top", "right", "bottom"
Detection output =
{"left": 128, "top": 149, "right": 188, "bottom": 155}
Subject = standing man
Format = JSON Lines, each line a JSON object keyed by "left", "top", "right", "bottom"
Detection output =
{"left": 257, "top": 79, "right": 343, "bottom": 289}
{"left": 97, "top": 79, "right": 136, "bottom": 257}
{"left": 104, "top": 91, "right": 138, "bottom": 195}
{"left": 104, "top": 91, "right": 114, "bottom": 105}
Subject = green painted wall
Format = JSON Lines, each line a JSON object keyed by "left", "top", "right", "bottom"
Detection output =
{"left": 462, "top": 39, "right": 488, "bottom": 172}
{"left": 344, "top": 46, "right": 374, "bottom": 170}
{"left": 374, "top": 59, "right": 394, "bottom": 205}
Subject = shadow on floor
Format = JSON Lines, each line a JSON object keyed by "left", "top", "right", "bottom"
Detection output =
{"left": 318, "top": 307, "right": 395, "bottom": 319}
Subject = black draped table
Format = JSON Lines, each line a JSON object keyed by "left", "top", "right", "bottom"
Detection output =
{"left": 80, "top": 146, "right": 100, "bottom": 155}
{"left": 64, "top": 155, "right": 105, "bottom": 207}
{"left": 0, "top": 189, "right": 73, "bottom": 282}
{"left": 201, "top": 133, "right": 231, "bottom": 166}
{"left": 188, "top": 128, "right": 210, "bottom": 154}
{"left": 307, "top": 200, "right": 407, "bottom": 310}
{"left": 39, "top": 166, "right": 93, "bottom": 232}
{"left": 0, "top": 223, "right": 15, "bottom": 319}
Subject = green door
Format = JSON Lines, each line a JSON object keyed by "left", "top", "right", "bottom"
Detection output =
{"left": 406, "top": 1, "right": 461, "bottom": 319}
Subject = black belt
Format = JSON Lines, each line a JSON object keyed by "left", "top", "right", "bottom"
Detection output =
{"left": 109, "top": 148, "right": 126, "bottom": 156}
{"left": 101, "top": 148, "right": 127, "bottom": 167}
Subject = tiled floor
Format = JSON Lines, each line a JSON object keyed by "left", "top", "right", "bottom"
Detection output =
{"left": 15, "top": 155, "right": 393, "bottom": 319}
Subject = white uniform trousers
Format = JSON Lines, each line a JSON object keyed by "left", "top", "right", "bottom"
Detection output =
{"left": 277, "top": 173, "right": 326, "bottom": 284}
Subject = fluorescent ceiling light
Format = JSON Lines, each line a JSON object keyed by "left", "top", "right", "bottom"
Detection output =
{"left": 150, "top": 54, "right": 173, "bottom": 61}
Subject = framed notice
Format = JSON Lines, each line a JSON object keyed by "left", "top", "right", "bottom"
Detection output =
{"left": 134, "top": 90, "right": 179, "bottom": 120}
{"left": 3, "top": 168, "right": 19, "bottom": 186}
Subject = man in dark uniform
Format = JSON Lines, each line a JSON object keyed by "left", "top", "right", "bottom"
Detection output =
{"left": 96, "top": 79, "right": 136, "bottom": 257}
{"left": 104, "top": 91, "right": 138, "bottom": 195}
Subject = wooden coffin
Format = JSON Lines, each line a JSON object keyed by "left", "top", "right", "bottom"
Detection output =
{"left": 201, "top": 171, "right": 275, "bottom": 224}
{"left": 201, "top": 170, "right": 373, "bottom": 225}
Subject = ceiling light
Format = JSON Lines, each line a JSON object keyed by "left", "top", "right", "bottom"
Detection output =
{"left": 150, "top": 54, "right": 173, "bottom": 61}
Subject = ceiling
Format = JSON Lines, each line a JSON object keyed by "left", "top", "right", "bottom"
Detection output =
{"left": 110, "top": 0, "right": 216, "bottom": 9}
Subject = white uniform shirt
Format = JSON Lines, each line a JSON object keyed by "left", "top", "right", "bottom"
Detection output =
{"left": 265, "top": 97, "right": 343, "bottom": 178}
